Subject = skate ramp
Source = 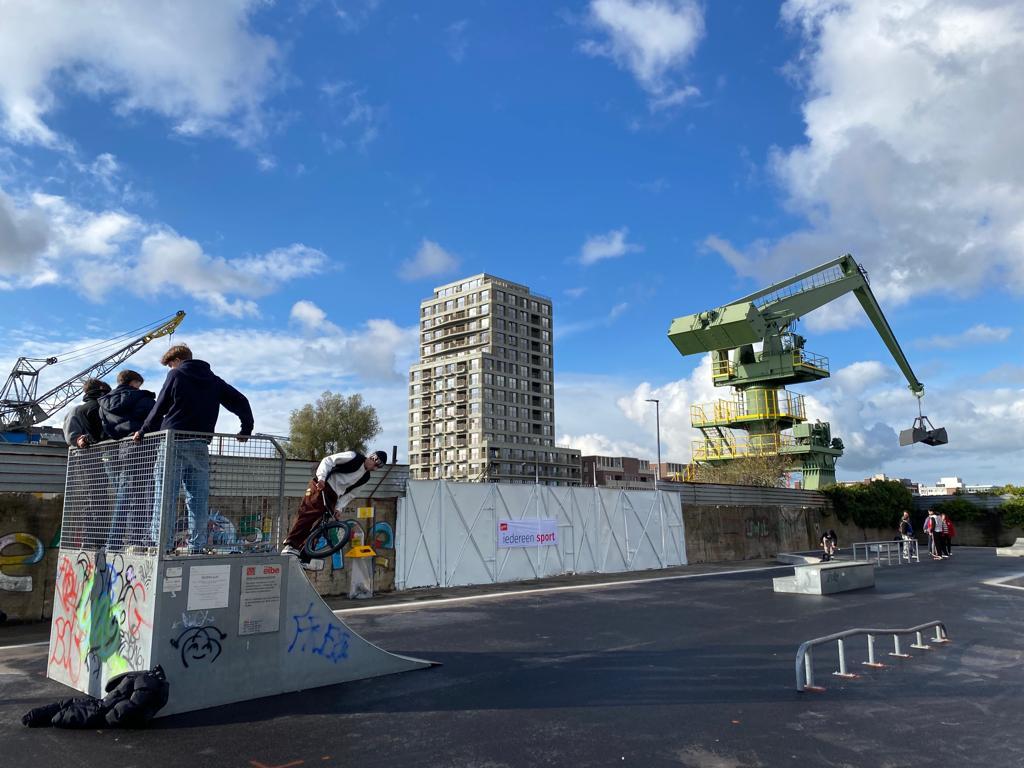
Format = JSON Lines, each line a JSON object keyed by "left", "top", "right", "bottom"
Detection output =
{"left": 47, "top": 550, "right": 435, "bottom": 717}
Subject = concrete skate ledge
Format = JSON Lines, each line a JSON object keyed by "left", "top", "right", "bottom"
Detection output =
{"left": 774, "top": 560, "right": 875, "bottom": 595}
{"left": 996, "top": 539, "right": 1024, "bottom": 557}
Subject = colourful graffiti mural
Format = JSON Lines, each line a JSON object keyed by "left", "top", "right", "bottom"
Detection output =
{"left": 370, "top": 521, "right": 395, "bottom": 550}
{"left": 48, "top": 550, "right": 155, "bottom": 691}
{"left": 0, "top": 532, "right": 44, "bottom": 591}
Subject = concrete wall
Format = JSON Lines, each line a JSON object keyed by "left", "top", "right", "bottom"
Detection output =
{"left": 281, "top": 495, "right": 398, "bottom": 598}
{"left": 0, "top": 494, "right": 63, "bottom": 622}
{"left": 2, "top": 492, "right": 399, "bottom": 623}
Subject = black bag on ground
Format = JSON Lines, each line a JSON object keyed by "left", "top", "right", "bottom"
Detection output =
{"left": 21, "top": 666, "right": 169, "bottom": 729}
{"left": 102, "top": 665, "right": 170, "bottom": 727}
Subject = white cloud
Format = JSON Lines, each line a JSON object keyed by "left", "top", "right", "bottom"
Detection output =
{"left": 0, "top": 188, "right": 50, "bottom": 272}
{"left": 446, "top": 20, "right": 470, "bottom": 63}
{"left": 616, "top": 355, "right": 721, "bottom": 462}
{"left": 606, "top": 354, "right": 1024, "bottom": 482}
{"left": 919, "top": 323, "right": 1012, "bottom": 349}
{"left": 0, "top": 187, "right": 327, "bottom": 316}
{"left": 398, "top": 239, "right": 460, "bottom": 281}
{"left": 319, "top": 81, "right": 385, "bottom": 152}
{"left": 290, "top": 300, "right": 330, "bottom": 332}
{"left": 0, "top": 0, "right": 280, "bottom": 147}
{"left": 565, "top": 286, "right": 588, "bottom": 299}
{"left": 581, "top": 0, "right": 704, "bottom": 108}
{"left": 558, "top": 432, "right": 650, "bottom": 459}
{"left": 0, "top": 319, "right": 418, "bottom": 457}
{"left": 556, "top": 301, "right": 631, "bottom": 339}
{"left": 579, "top": 226, "right": 643, "bottom": 265}
{"left": 710, "top": 0, "right": 1024, "bottom": 322}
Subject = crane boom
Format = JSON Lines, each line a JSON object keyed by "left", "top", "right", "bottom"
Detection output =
{"left": 670, "top": 254, "right": 924, "bottom": 395}
{"left": 0, "top": 311, "right": 185, "bottom": 432}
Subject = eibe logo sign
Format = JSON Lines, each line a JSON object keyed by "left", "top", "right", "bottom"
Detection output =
{"left": 497, "top": 518, "right": 558, "bottom": 549}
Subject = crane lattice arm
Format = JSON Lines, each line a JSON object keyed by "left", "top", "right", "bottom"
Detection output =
{"left": 668, "top": 254, "right": 924, "bottom": 396}
{"left": 0, "top": 311, "right": 185, "bottom": 431}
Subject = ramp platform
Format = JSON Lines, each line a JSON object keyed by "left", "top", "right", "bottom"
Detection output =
{"left": 996, "top": 538, "right": 1024, "bottom": 557}
{"left": 45, "top": 431, "right": 434, "bottom": 717}
{"left": 773, "top": 560, "right": 874, "bottom": 595}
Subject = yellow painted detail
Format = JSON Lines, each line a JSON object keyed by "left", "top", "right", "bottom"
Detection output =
{"left": 357, "top": 506, "right": 375, "bottom": 519}
{"left": 690, "top": 390, "right": 807, "bottom": 427}
{"left": 692, "top": 433, "right": 796, "bottom": 461}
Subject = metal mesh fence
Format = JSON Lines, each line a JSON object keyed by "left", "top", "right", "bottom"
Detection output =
{"left": 61, "top": 431, "right": 285, "bottom": 557}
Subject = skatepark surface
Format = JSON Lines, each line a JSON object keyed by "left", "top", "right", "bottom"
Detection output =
{"left": 2, "top": 547, "right": 1023, "bottom": 768}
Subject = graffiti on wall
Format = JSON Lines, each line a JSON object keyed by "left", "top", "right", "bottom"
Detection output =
{"left": 48, "top": 550, "right": 155, "bottom": 689}
{"left": 170, "top": 625, "right": 227, "bottom": 668}
{"left": 745, "top": 518, "right": 771, "bottom": 539}
{"left": 370, "top": 521, "right": 395, "bottom": 550}
{"left": 288, "top": 602, "right": 350, "bottom": 664}
{"left": 0, "top": 532, "right": 44, "bottom": 591}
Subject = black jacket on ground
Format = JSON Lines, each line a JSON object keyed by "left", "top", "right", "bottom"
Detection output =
{"left": 99, "top": 385, "right": 157, "bottom": 439}
{"left": 62, "top": 394, "right": 105, "bottom": 445}
{"left": 139, "top": 359, "right": 254, "bottom": 437}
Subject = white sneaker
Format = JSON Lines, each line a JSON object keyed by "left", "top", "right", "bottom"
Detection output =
{"left": 281, "top": 545, "right": 301, "bottom": 557}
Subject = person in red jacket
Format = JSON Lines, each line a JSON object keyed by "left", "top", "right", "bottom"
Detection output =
{"left": 941, "top": 512, "right": 956, "bottom": 557}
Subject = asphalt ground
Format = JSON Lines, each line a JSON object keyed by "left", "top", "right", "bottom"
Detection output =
{"left": 2, "top": 548, "right": 1023, "bottom": 768}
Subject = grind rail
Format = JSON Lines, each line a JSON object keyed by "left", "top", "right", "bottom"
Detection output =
{"left": 795, "top": 621, "right": 949, "bottom": 692}
{"left": 852, "top": 539, "right": 919, "bottom": 566}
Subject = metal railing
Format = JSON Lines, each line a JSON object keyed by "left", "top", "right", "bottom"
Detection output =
{"left": 690, "top": 391, "right": 807, "bottom": 427}
{"left": 793, "top": 349, "right": 829, "bottom": 373}
{"left": 692, "top": 432, "right": 796, "bottom": 461}
{"left": 853, "top": 539, "right": 920, "bottom": 565}
{"left": 62, "top": 430, "right": 286, "bottom": 558}
{"left": 796, "top": 621, "right": 950, "bottom": 691}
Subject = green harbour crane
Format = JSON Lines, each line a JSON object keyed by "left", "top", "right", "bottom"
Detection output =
{"left": 0, "top": 311, "right": 186, "bottom": 436}
{"left": 667, "top": 255, "right": 946, "bottom": 489}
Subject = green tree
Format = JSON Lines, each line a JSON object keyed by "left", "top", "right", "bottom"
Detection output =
{"left": 286, "top": 391, "right": 382, "bottom": 461}
{"left": 933, "top": 496, "right": 987, "bottom": 522}
{"left": 691, "top": 455, "right": 791, "bottom": 487}
{"left": 822, "top": 480, "right": 913, "bottom": 530}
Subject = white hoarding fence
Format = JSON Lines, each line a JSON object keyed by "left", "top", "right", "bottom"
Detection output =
{"left": 396, "top": 480, "right": 686, "bottom": 590}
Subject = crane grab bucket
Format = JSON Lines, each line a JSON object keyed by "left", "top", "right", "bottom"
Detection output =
{"left": 899, "top": 415, "right": 948, "bottom": 447}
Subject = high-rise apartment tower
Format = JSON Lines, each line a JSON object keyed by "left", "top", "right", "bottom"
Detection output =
{"left": 408, "top": 274, "right": 581, "bottom": 485}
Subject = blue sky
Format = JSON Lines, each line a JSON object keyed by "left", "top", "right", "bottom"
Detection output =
{"left": 0, "top": 0, "right": 1021, "bottom": 484}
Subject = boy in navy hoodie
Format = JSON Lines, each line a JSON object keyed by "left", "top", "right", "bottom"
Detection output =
{"left": 134, "top": 345, "right": 253, "bottom": 553}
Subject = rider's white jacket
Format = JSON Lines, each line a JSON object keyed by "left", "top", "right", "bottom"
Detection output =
{"left": 315, "top": 450, "right": 372, "bottom": 513}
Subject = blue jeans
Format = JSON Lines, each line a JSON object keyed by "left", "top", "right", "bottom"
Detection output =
{"left": 106, "top": 442, "right": 155, "bottom": 550}
{"left": 149, "top": 439, "right": 210, "bottom": 551}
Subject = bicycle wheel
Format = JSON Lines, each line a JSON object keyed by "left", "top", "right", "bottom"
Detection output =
{"left": 302, "top": 520, "right": 351, "bottom": 559}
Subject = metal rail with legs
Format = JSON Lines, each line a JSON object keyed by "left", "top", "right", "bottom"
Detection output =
{"left": 853, "top": 539, "right": 919, "bottom": 565}
{"left": 795, "top": 621, "right": 949, "bottom": 691}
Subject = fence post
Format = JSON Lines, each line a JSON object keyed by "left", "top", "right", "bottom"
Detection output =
{"left": 911, "top": 630, "right": 931, "bottom": 650}
{"left": 863, "top": 633, "right": 885, "bottom": 668}
{"left": 890, "top": 634, "right": 910, "bottom": 658}
{"left": 157, "top": 430, "right": 177, "bottom": 555}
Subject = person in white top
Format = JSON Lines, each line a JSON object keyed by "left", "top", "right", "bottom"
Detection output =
{"left": 281, "top": 449, "right": 387, "bottom": 558}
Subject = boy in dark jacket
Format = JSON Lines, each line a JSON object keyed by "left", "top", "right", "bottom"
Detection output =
{"left": 62, "top": 378, "right": 111, "bottom": 448}
{"left": 62, "top": 378, "right": 111, "bottom": 548}
{"left": 134, "top": 345, "right": 254, "bottom": 553}
{"left": 100, "top": 370, "right": 156, "bottom": 439}
{"left": 100, "top": 370, "right": 156, "bottom": 549}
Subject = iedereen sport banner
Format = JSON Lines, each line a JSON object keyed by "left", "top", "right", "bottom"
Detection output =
{"left": 497, "top": 518, "right": 558, "bottom": 548}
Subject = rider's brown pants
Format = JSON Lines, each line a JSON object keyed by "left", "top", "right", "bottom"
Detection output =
{"left": 283, "top": 478, "right": 338, "bottom": 550}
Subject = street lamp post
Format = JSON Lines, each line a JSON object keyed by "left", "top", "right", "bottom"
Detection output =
{"left": 645, "top": 398, "right": 661, "bottom": 491}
